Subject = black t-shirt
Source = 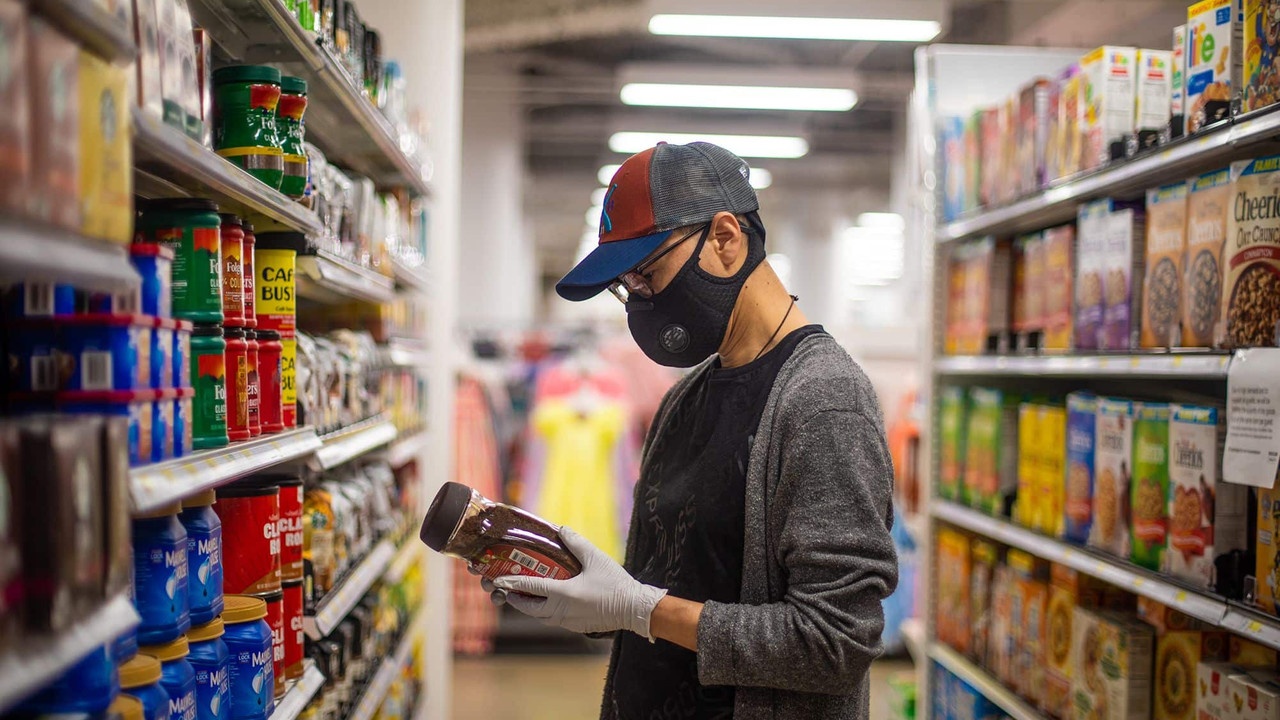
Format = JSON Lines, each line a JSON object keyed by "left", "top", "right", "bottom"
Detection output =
{"left": 607, "top": 325, "right": 826, "bottom": 720}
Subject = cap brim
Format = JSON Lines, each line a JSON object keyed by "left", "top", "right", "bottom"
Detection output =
{"left": 555, "top": 230, "right": 672, "bottom": 301}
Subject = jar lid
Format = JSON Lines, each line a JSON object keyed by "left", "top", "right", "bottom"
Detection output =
{"left": 256, "top": 472, "right": 302, "bottom": 487}
{"left": 139, "top": 198, "right": 220, "bottom": 214}
{"left": 218, "top": 479, "right": 279, "bottom": 497}
{"left": 281, "top": 75, "right": 308, "bottom": 95}
{"left": 255, "top": 329, "right": 281, "bottom": 341}
{"left": 218, "top": 213, "right": 242, "bottom": 228}
{"left": 420, "top": 481, "right": 475, "bottom": 552}
{"left": 135, "top": 501, "right": 182, "bottom": 519}
{"left": 141, "top": 635, "right": 189, "bottom": 662}
{"left": 214, "top": 65, "right": 282, "bottom": 86}
{"left": 119, "top": 654, "right": 163, "bottom": 688}
{"left": 192, "top": 323, "right": 224, "bottom": 338}
{"left": 283, "top": 578, "right": 303, "bottom": 590}
{"left": 224, "top": 326, "right": 246, "bottom": 340}
{"left": 188, "top": 617, "right": 225, "bottom": 642}
{"left": 243, "top": 222, "right": 255, "bottom": 236}
{"left": 253, "top": 232, "right": 308, "bottom": 253}
{"left": 130, "top": 243, "right": 175, "bottom": 261}
{"left": 110, "top": 694, "right": 144, "bottom": 720}
{"left": 258, "top": 589, "right": 283, "bottom": 603}
{"left": 223, "top": 594, "right": 268, "bottom": 623}
{"left": 182, "top": 489, "right": 216, "bottom": 508}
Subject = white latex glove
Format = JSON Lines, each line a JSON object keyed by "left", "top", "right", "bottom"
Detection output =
{"left": 491, "top": 527, "right": 668, "bottom": 638}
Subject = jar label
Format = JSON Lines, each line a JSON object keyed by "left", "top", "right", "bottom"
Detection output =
{"left": 227, "top": 631, "right": 273, "bottom": 719}
{"left": 282, "top": 582, "right": 304, "bottom": 681}
{"left": 185, "top": 523, "right": 223, "bottom": 619}
{"left": 132, "top": 525, "right": 189, "bottom": 642}
{"left": 475, "top": 544, "right": 574, "bottom": 582}
{"left": 222, "top": 239, "right": 244, "bottom": 321}
{"left": 195, "top": 353, "right": 227, "bottom": 443}
{"left": 263, "top": 595, "right": 286, "bottom": 699}
{"left": 280, "top": 485, "right": 304, "bottom": 581}
{"left": 194, "top": 660, "right": 230, "bottom": 720}
{"left": 280, "top": 336, "right": 296, "bottom": 427}
{"left": 167, "top": 684, "right": 197, "bottom": 720}
{"left": 255, "top": 249, "right": 295, "bottom": 332}
{"left": 215, "top": 492, "right": 281, "bottom": 596}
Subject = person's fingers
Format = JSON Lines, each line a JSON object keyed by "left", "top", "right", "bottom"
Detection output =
{"left": 493, "top": 574, "right": 556, "bottom": 597}
{"left": 504, "top": 592, "right": 552, "bottom": 618}
{"left": 466, "top": 563, "right": 482, "bottom": 576}
{"left": 557, "top": 526, "right": 599, "bottom": 559}
{"left": 480, "top": 577, "right": 496, "bottom": 594}
{"left": 489, "top": 588, "right": 508, "bottom": 606}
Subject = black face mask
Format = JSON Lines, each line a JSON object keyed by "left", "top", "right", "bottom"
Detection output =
{"left": 625, "top": 224, "right": 766, "bottom": 368}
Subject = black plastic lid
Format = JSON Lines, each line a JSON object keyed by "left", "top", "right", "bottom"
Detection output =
{"left": 254, "top": 232, "right": 308, "bottom": 253}
{"left": 283, "top": 578, "right": 302, "bottom": 589}
{"left": 223, "top": 326, "right": 246, "bottom": 340}
{"left": 244, "top": 329, "right": 256, "bottom": 340}
{"left": 139, "top": 198, "right": 220, "bottom": 214}
{"left": 192, "top": 323, "right": 224, "bottom": 337}
{"left": 218, "top": 213, "right": 242, "bottom": 228}
{"left": 217, "top": 481, "right": 278, "bottom": 498}
{"left": 256, "top": 589, "right": 283, "bottom": 603}
{"left": 255, "top": 472, "right": 302, "bottom": 487}
{"left": 243, "top": 222, "right": 255, "bottom": 237}
{"left": 420, "top": 481, "right": 473, "bottom": 552}
{"left": 255, "top": 329, "right": 280, "bottom": 341}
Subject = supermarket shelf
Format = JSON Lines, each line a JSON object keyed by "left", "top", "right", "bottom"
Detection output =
{"left": 901, "top": 618, "right": 926, "bottom": 665}
{"left": 186, "top": 0, "right": 431, "bottom": 195}
{"left": 304, "top": 538, "right": 396, "bottom": 640}
{"left": 380, "top": 340, "right": 431, "bottom": 369}
{"left": 932, "top": 501, "right": 1229, "bottom": 625}
{"left": 296, "top": 251, "right": 397, "bottom": 306}
{"left": 392, "top": 259, "right": 431, "bottom": 293}
{"left": 133, "top": 111, "right": 323, "bottom": 236}
{"left": 0, "top": 593, "right": 140, "bottom": 713}
{"left": 267, "top": 660, "right": 325, "bottom": 720}
{"left": 130, "top": 427, "right": 323, "bottom": 514}
{"left": 928, "top": 643, "right": 1047, "bottom": 720}
{"left": 384, "top": 537, "right": 423, "bottom": 584}
{"left": 934, "top": 353, "right": 1233, "bottom": 379}
{"left": 385, "top": 430, "right": 429, "bottom": 468}
{"left": 350, "top": 609, "right": 428, "bottom": 720}
{"left": 313, "top": 419, "right": 399, "bottom": 470}
{"left": 940, "top": 108, "right": 1280, "bottom": 242}
{"left": 0, "top": 219, "right": 139, "bottom": 293}
{"left": 39, "top": 0, "right": 137, "bottom": 64}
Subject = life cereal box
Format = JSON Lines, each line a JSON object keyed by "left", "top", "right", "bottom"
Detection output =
{"left": 1244, "top": 0, "right": 1280, "bottom": 112}
{"left": 1187, "top": 0, "right": 1244, "bottom": 133}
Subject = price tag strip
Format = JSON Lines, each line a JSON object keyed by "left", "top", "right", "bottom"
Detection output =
{"left": 313, "top": 419, "right": 398, "bottom": 471}
{"left": 266, "top": 660, "right": 325, "bottom": 720}
{"left": 304, "top": 539, "right": 397, "bottom": 640}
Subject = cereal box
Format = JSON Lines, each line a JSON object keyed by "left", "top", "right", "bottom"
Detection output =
{"left": 1135, "top": 49, "right": 1174, "bottom": 149}
{"left": 1009, "top": 549, "right": 1049, "bottom": 706}
{"left": 1071, "top": 608, "right": 1156, "bottom": 720}
{"left": 1186, "top": 0, "right": 1244, "bottom": 134}
{"left": 936, "top": 527, "right": 972, "bottom": 654}
{"left": 1131, "top": 403, "right": 1171, "bottom": 571}
{"left": 1232, "top": 636, "right": 1280, "bottom": 665}
{"left": 939, "top": 386, "right": 967, "bottom": 502}
{"left": 1076, "top": 200, "right": 1112, "bottom": 350}
{"left": 964, "top": 387, "right": 1019, "bottom": 517}
{"left": 1174, "top": 25, "right": 1189, "bottom": 135}
{"left": 942, "top": 116, "right": 968, "bottom": 222}
{"left": 1139, "top": 597, "right": 1206, "bottom": 634}
{"left": 1244, "top": 0, "right": 1280, "bottom": 113}
{"left": 1013, "top": 232, "right": 1046, "bottom": 342}
{"left": 1019, "top": 78, "right": 1052, "bottom": 196}
{"left": 970, "top": 538, "right": 1000, "bottom": 665}
{"left": 1055, "top": 65, "right": 1084, "bottom": 181}
{"left": 1142, "top": 182, "right": 1189, "bottom": 347}
{"left": 965, "top": 112, "right": 982, "bottom": 213}
{"left": 1255, "top": 484, "right": 1280, "bottom": 615}
{"left": 1184, "top": 168, "right": 1231, "bottom": 346}
{"left": 1228, "top": 671, "right": 1280, "bottom": 720}
{"left": 945, "top": 237, "right": 1012, "bottom": 354}
{"left": 78, "top": 51, "right": 132, "bottom": 245}
{"left": 1039, "top": 404, "right": 1068, "bottom": 538}
{"left": 1102, "top": 207, "right": 1147, "bottom": 351}
{"left": 1080, "top": 46, "right": 1138, "bottom": 170}
{"left": 1090, "top": 397, "right": 1134, "bottom": 559}
{"left": 1200, "top": 661, "right": 1247, "bottom": 719}
{"left": 1046, "top": 566, "right": 1079, "bottom": 719}
{"left": 998, "top": 94, "right": 1020, "bottom": 205}
{"left": 1017, "top": 403, "right": 1041, "bottom": 529}
{"left": 1157, "top": 631, "right": 1228, "bottom": 720}
{"left": 979, "top": 106, "right": 1003, "bottom": 208}
{"left": 1066, "top": 392, "right": 1098, "bottom": 544}
{"left": 1222, "top": 155, "right": 1280, "bottom": 348}
{"left": 990, "top": 561, "right": 1017, "bottom": 685}
{"left": 1169, "top": 403, "right": 1248, "bottom": 590}
{"left": 1043, "top": 224, "right": 1076, "bottom": 350}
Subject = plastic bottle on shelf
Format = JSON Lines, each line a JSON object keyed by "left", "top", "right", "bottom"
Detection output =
{"left": 179, "top": 490, "right": 224, "bottom": 626}
{"left": 133, "top": 503, "right": 191, "bottom": 646}
{"left": 222, "top": 595, "right": 275, "bottom": 720}
{"left": 140, "top": 636, "right": 197, "bottom": 720}
{"left": 188, "top": 618, "right": 231, "bottom": 720}
{"left": 121, "top": 653, "right": 171, "bottom": 720}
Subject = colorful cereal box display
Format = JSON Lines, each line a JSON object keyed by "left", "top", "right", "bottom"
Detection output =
{"left": 1223, "top": 154, "right": 1280, "bottom": 348}
{"left": 1169, "top": 404, "right": 1248, "bottom": 590}
{"left": 1244, "top": 0, "right": 1280, "bottom": 112}
{"left": 941, "top": 116, "right": 968, "bottom": 222}
{"left": 990, "top": 561, "right": 1018, "bottom": 685}
{"left": 1255, "top": 484, "right": 1280, "bottom": 615}
{"left": 935, "top": 528, "right": 972, "bottom": 655}
{"left": 1135, "top": 49, "right": 1174, "bottom": 150}
{"left": 1071, "top": 608, "right": 1156, "bottom": 720}
{"left": 1229, "top": 670, "right": 1280, "bottom": 720}
{"left": 1076, "top": 200, "right": 1112, "bottom": 350}
{"left": 1018, "top": 78, "right": 1052, "bottom": 197}
{"left": 1102, "top": 206, "right": 1147, "bottom": 351}
{"left": 1013, "top": 232, "right": 1045, "bottom": 345}
{"left": 1080, "top": 46, "right": 1138, "bottom": 169}
{"left": 1090, "top": 397, "right": 1134, "bottom": 559}
{"left": 1174, "top": 25, "right": 1189, "bottom": 136}
{"left": 979, "top": 106, "right": 1004, "bottom": 208}
{"left": 1131, "top": 403, "right": 1171, "bottom": 571}
{"left": 964, "top": 387, "right": 1019, "bottom": 517}
{"left": 939, "top": 386, "right": 968, "bottom": 503}
{"left": 1187, "top": 0, "right": 1244, "bottom": 133}
{"left": 1142, "top": 182, "right": 1189, "bottom": 347}
{"left": 1040, "top": 404, "right": 1067, "bottom": 539}
{"left": 1066, "top": 392, "right": 1098, "bottom": 545}
{"left": 1157, "top": 631, "right": 1228, "bottom": 720}
{"left": 1053, "top": 65, "right": 1084, "bottom": 182}
{"left": 970, "top": 539, "right": 1000, "bottom": 665}
{"left": 1043, "top": 224, "right": 1076, "bottom": 350}
{"left": 1200, "top": 661, "right": 1247, "bottom": 719}
{"left": 1017, "top": 403, "right": 1041, "bottom": 529}
{"left": 1184, "top": 168, "right": 1231, "bottom": 346}
{"left": 1008, "top": 549, "right": 1048, "bottom": 706}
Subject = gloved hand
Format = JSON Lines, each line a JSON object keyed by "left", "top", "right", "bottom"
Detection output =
{"left": 490, "top": 527, "right": 668, "bottom": 638}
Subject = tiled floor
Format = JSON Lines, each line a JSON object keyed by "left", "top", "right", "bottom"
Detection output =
{"left": 452, "top": 654, "right": 915, "bottom": 720}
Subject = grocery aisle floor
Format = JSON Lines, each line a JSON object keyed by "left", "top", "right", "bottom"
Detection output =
{"left": 452, "top": 655, "right": 913, "bottom": 719}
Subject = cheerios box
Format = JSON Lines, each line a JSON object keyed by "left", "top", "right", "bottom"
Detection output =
{"left": 1089, "top": 397, "right": 1135, "bottom": 559}
{"left": 1186, "top": 0, "right": 1244, "bottom": 133}
{"left": 1169, "top": 404, "right": 1247, "bottom": 591}
{"left": 1071, "top": 608, "right": 1156, "bottom": 720}
{"left": 1222, "top": 155, "right": 1280, "bottom": 348}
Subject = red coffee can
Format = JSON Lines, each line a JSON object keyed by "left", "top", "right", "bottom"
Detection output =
{"left": 242, "top": 224, "right": 257, "bottom": 329}
{"left": 256, "top": 330, "right": 283, "bottom": 434}
{"left": 246, "top": 330, "right": 261, "bottom": 437}
{"left": 275, "top": 477, "right": 304, "bottom": 582}
{"left": 255, "top": 589, "right": 287, "bottom": 699}
{"left": 214, "top": 483, "right": 281, "bottom": 595}
{"left": 282, "top": 580, "right": 304, "bottom": 681}
{"left": 224, "top": 326, "right": 250, "bottom": 441}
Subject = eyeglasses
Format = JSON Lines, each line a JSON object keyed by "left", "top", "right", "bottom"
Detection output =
{"left": 608, "top": 224, "right": 708, "bottom": 304}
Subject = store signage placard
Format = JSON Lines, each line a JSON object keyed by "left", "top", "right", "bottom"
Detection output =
{"left": 1224, "top": 348, "right": 1280, "bottom": 487}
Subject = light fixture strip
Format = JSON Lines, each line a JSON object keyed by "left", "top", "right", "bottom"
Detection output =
{"left": 620, "top": 83, "right": 856, "bottom": 111}
{"left": 648, "top": 14, "right": 941, "bottom": 42}
{"left": 608, "top": 131, "right": 809, "bottom": 159}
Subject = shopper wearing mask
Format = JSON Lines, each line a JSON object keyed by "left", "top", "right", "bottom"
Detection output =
{"left": 481, "top": 141, "right": 898, "bottom": 720}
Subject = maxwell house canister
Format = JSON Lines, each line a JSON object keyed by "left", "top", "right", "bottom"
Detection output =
{"left": 222, "top": 595, "right": 274, "bottom": 720}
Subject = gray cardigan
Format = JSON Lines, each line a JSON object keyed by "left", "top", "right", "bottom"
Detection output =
{"left": 601, "top": 333, "right": 899, "bottom": 720}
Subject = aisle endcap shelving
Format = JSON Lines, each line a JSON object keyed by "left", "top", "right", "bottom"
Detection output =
{"left": 940, "top": 107, "right": 1280, "bottom": 242}
{"left": 384, "top": 538, "right": 423, "bottom": 584}
{"left": 296, "top": 251, "right": 397, "bottom": 306}
{"left": 927, "top": 643, "right": 1047, "bottom": 720}
{"left": 934, "top": 353, "right": 1233, "bottom": 379}
{"left": 267, "top": 660, "right": 325, "bottom": 720}
{"left": 0, "top": 220, "right": 140, "bottom": 293}
{"left": 304, "top": 538, "right": 397, "bottom": 640}
{"left": 385, "top": 430, "right": 429, "bottom": 468}
{"left": 133, "top": 110, "right": 323, "bottom": 237}
{"left": 0, "top": 593, "right": 141, "bottom": 714}
{"left": 349, "top": 608, "right": 428, "bottom": 720}
{"left": 130, "top": 427, "right": 324, "bottom": 514}
{"left": 40, "top": 0, "right": 137, "bottom": 64}
{"left": 312, "top": 419, "right": 399, "bottom": 471}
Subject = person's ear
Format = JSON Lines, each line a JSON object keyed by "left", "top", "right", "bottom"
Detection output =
{"left": 707, "top": 211, "right": 744, "bottom": 274}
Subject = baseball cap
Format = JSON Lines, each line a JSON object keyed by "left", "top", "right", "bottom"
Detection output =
{"left": 556, "top": 141, "right": 761, "bottom": 301}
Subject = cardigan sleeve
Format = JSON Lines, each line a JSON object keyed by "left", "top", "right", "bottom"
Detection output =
{"left": 696, "top": 407, "right": 898, "bottom": 694}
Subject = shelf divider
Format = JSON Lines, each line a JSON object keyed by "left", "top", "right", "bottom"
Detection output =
{"left": 934, "top": 353, "right": 1233, "bottom": 379}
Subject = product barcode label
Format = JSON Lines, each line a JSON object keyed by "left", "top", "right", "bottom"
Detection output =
{"left": 30, "top": 355, "right": 55, "bottom": 391}
{"left": 509, "top": 549, "right": 548, "bottom": 576}
{"left": 24, "top": 282, "right": 54, "bottom": 316}
{"left": 81, "top": 351, "right": 112, "bottom": 390}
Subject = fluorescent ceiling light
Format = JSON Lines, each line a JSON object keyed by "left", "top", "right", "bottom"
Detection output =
{"left": 749, "top": 168, "right": 773, "bottom": 189}
{"left": 591, "top": 187, "right": 609, "bottom": 205}
{"left": 598, "top": 165, "right": 621, "bottom": 186}
{"left": 649, "top": 14, "right": 941, "bottom": 42}
{"left": 620, "top": 83, "right": 856, "bottom": 111}
{"left": 857, "top": 212, "right": 905, "bottom": 230}
{"left": 608, "top": 131, "right": 809, "bottom": 158}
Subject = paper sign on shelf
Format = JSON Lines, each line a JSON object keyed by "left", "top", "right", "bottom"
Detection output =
{"left": 1225, "top": 349, "right": 1280, "bottom": 488}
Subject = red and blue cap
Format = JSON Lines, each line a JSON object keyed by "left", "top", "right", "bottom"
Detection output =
{"left": 556, "top": 141, "right": 761, "bottom": 301}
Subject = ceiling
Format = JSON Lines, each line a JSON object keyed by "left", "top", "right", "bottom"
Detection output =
{"left": 461, "top": 0, "right": 1192, "bottom": 277}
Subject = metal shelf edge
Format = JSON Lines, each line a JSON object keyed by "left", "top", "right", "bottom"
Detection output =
{"left": 313, "top": 420, "right": 399, "bottom": 470}
{"left": 384, "top": 538, "right": 423, "bottom": 584}
{"left": 304, "top": 538, "right": 397, "bottom": 640}
{"left": 934, "top": 353, "right": 1233, "bottom": 379}
{"left": 348, "top": 658, "right": 400, "bottom": 720}
{"left": 0, "top": 222, "right": 139, "bottom": 292}
{"left": 130, "top": 428, "right": 323, "bottom": 513}
{"left": 267, "top": 660, "right": 325, "bottom": 720}
{"left": 39, "top": 0, "right": 138, "bottom": 64}
{"left": 928, "top": 643, "right": 1048, "bottom": 720}
{"left": 386, "top": 430, "right": 428, "bottom": 468}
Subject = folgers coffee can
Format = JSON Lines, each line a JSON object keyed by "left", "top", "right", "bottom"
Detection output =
{"left": 224, "top": 327, "right": 250, "bottom": 442}
{"left": 214, "top": 483, "right": 280, "bottom": 596}
{"left": 273, "top": 476, "right": 304, "bottom": 582}
{"left": 281, "top": 581, "right": 304, "bottom": 682}
{"left": 254, "top": 589, "right": 286, "bottom": 699}
{"left": 219, "top": 214, "right": 245, "bottom": 327}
